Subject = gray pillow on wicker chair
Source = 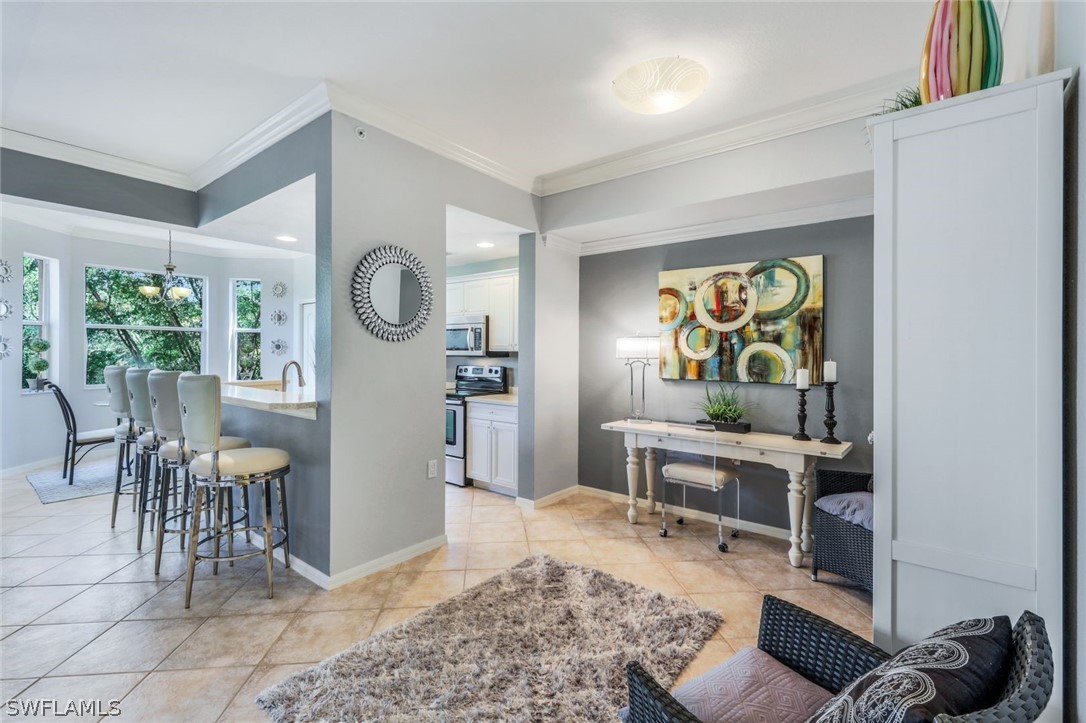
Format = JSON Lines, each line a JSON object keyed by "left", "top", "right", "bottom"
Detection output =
{"left": 619, "top": 646, "right": 833, "bottom": 723}
{"left": 814, "top": 491, "right": 873, "bottom": 531}
{"left": 806, "top": 616, "right": 1012, "bottom": 723}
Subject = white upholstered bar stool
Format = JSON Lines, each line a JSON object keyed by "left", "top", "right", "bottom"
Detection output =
{"left": 659, "top": 456, "right": 741, "bottom": 553}
{"left": 179, "top": 374, "right": 291, "bottom": 608}
{"left": 126, "top": 368, "right": 159, "bottom": 550}
{"left": 104, "top": 365, "right": 138, "bottom": 528}
{"left": 149, "top": 370, "right": 251, "bottom": 574}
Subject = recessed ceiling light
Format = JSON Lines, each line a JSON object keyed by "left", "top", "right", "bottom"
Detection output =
{"left": 276, "top": 235, "right": 298, "bottom": 243}
{"left": 612, "top": 56, "right": 708, "bottom": 115}
{"left": 476, "top": 242, "right": 495, "bottom": 248}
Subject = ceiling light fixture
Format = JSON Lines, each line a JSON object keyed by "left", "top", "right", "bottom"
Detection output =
{"left": 276, "top": 235, "right": 298, "bottom": 243}
{"left": 476, "top": 242, "right": 495, "bottom": 248}
{"left": 612, "top": 56, "right": 708, "bottom": 115}
{"left": 139, "top": 230, "right": 192, "bottom": 307}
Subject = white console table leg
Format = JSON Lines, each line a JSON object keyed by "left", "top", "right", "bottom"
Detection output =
{"left": 625, "top": 447, "right": 641, "bottom": 524}
{"left": 786, "top": 470, "right": 806, "bottom": 567}
{"left": 644, "top": 448, "right": 657, "bottom": 515}
{"left": 801, "top": 464, "right": 816, "bottom": 553}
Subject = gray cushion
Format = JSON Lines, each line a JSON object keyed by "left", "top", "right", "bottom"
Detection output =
{"left": 618, "top": 646, "right": 833, "bottom": 723}
{"left": 814, "top": 491, "right": 873, "bottom": 531}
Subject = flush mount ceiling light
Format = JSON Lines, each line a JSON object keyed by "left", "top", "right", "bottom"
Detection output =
{"left": 476, "top": 242, "right": 495, "bottom": 248}
{"left": 276, "top": 235, "right": 298, "bottom": 243}
{"left": 612, "top": 56, "right": 708, "bottom": 115}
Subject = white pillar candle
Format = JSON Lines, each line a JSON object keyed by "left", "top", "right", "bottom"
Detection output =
{"left": 823, "top": 360, "right": 837, "bottom": 383}
{"left": 795, "top": 369, "right": 810, "bottom": 390}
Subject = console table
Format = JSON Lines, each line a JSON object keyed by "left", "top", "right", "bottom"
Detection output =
{"left": 601, "top": 420, "right": 853, "bottom": 567}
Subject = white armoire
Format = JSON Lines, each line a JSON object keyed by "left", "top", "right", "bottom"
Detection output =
{"left": 869, "top": 69, "right": 1070, "bottom": 719}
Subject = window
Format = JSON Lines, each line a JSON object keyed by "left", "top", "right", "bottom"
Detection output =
{"left": 84, "top": 265, "right": 205, "bottom": 385}
{"left": 231, "top": 279, "right": 262, "bottom": 380}
{"left": 22, "top": 256, "right": 49, "bottom": 390}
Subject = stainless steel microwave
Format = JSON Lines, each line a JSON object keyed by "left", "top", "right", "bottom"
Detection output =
{"left": 445, "top": 316, "right": 488, "bottom": 356}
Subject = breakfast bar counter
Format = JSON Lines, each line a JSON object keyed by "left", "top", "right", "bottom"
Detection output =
{"left": 221, "top": 382, "right": 317, "bottom": 420}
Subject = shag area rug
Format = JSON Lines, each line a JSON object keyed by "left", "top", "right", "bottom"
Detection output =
{"left": 26, "top": 459, "right": 120, "bottom": 503}
{"left": 258, "top": 554, "right": 722, "bottom": 722}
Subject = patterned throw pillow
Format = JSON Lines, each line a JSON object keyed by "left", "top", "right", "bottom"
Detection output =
{"left": 807, "top": 617, "right": 1012, "bottom": 723}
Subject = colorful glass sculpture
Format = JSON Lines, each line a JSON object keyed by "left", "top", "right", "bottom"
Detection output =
{"left": 920, "top": 0, "right": 1003, "bottom": 104}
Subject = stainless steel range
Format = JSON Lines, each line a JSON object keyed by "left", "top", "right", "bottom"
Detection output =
{"left": 445, "top": 365, "right": 508, "bottom": 487}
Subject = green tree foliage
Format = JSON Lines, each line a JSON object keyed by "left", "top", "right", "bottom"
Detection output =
{"left": 22, "top": 256, "right": 42, "bottom": 388}
{"left": 234, "top": 280, "right": 261, "bottom": 380}
{"left": 84, "top": 266, "right": 205, "bottom": 384}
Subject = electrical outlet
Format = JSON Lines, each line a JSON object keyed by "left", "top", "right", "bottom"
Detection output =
{"left": 427, "top": 459, "right": 438, "bottom": 479}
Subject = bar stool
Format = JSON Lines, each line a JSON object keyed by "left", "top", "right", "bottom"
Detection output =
{"left": 659, "top": 440, "right": 741, "bottom": 552}
{"left": 148, "top": 370, "right": 251, "bottom": 574}
{"left": 179, "top": 374, "right": 291, "bottom": 608}
{"left": 105, "top": 365, "right": 138, "bottom": 529}
{"left": 126, "top": 368, "right": 159, "bottom": 550}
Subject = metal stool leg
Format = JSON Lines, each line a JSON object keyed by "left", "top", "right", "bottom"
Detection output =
{"left": 658, "top": 478, "right": 668, "bottom": 537}
{"left": 212, "top": 489, "right": 223, "bottom": 576}
{"left": 154, "top": 463, "right": 171, "bottom": 575}
{"left": 263, "top": 480, "right": 275, "bottom": 599}
{"left": 225, "top": 488, "right": 235, "bottom": 567}
{"left": 184, "top": 485, "right": 204, "bottom": 609}
{"left": 732, "top": 478, "right": 741, "bottom": 538}
{"left": 111, "top": 441, "right": 125, "bottom": 529}
{"left": 276, "top": 476, "right": 290, "bottom": 568}
{"left": 716, "top": 482, "right": 728, "bottom": 553}
{"left": 136, "top": 451, "right": 150, "bottom": 550}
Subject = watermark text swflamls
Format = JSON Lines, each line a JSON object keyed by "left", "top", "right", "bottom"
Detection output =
{"left": 5, "top": 699, "right": 121, "bottom": 717}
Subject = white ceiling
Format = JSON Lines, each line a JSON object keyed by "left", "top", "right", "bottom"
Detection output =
{"left": 1, "top": 2, "right": 928, "bottom": 184}
{"left": 2, "top": 176, "right": 315, "bottom": 259}
{"left": 445, "top": 205, "right": 526, "bottom": 267}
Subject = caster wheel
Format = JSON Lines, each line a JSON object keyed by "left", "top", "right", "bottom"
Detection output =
{"left": 731, "top": 530, "right": 740, "bottom": 538}
{"left": 659, "top": 529, "right": 668, "bottom": 537}
{"left": 718, "top": 542, "right": 728, "bottom": 553}
{"left": 676, "top": 517, "right": 685, "bottom": 525}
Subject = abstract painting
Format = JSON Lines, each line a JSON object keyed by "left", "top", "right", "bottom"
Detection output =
{"left": 659, "top": 255, "right": 824, "bottom": 384}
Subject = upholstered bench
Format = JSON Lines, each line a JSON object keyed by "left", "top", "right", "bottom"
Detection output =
{"left": 624, "top": 596, "right": 1053, "bottom": 723}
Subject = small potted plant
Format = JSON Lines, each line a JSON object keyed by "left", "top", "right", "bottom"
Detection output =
{"left": 696, "top": 383, "right": 751, "bottom": 434}
{"left": 25, "top": 337, "right": 50, "bottom": 391}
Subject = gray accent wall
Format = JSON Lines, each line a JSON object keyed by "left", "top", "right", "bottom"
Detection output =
{"left": 0, "top": 148, "right": 197, "bottom": 226}
{"left": 517, "top": 232, "right": 537, "bottom": 501}
{"left": 578, "top": 216, "right": 874, "bottom": 531}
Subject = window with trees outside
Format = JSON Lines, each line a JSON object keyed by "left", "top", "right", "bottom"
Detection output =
{"left": 84, "top": 265, "right": 205, "bottom": 385}
{"left": 232, "top": 280, "right": 262, "bottom": 380}
{"left": 22, "top": 256, "right": 50, "bottom": 390}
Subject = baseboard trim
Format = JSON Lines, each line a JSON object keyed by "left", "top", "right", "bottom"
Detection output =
{"left": 2, "top": 447, "right": 114, "bottom": 477}
{"left": 515, "top": 485, "right": 580, "bottom": 511}
{"left": 249, "top": 534, "right": 332, "bottom": 590}
{"left": 575, "top": 484, "right": 791, "bottom": 541}
{"left": 326, "top": 534, "right": 448, "bottom": 590}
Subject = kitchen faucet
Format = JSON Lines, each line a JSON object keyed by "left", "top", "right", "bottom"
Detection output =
{"left": 281, "top": 360, "right": 306, "bottom": 390}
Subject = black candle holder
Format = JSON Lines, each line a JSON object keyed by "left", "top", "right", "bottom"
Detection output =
{"left": 792, "top": 389, "right": 811, "bottom": 441}
{"left": 821, "top": 382, "right": 841, "bottom": 444}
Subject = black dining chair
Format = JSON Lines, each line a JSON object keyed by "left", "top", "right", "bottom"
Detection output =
{"left": 47, "top": 382, "right": 116, "bottom": 484}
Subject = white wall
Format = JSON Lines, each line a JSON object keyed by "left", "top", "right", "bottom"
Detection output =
{"left": 531, "top": 236, "right": 579, "bottom": 500}
{"left": 0, "top": 216, "right": 307, "bottom": 471}
{"left": 326, "top": 111, "right": 538, "bottom": 579}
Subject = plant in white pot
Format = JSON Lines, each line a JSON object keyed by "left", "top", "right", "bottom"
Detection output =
{"left": 696, "top": 383, "right": 751, "bottom": 434}
{"left": 25, "top": 337, "right": 50, "bottom": 391}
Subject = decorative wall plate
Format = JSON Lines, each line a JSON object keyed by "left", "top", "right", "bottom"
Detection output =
{"left": 0, "top": 260, "right": 12, "bottom": 284}
{"left": 351, "top": 245, "right": 433, "bottom": 342}
{"left": 270, "top": 309, "right": 288, "bottom": 326}
{"left": 270, "top": 338, "right": 289, "bottom": 355}
{"left": 271, "top": 281, "right": 288, "bottom": 298}
{"left": 0, "top": 336, "right": 10, "bottom": 359}
{"left": 0, "top": 299, "right": 11, "bottom": 322}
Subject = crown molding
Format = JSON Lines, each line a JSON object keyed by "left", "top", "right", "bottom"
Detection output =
{"left": 533, "top": 70, "right": 915, "bottom": 197}
{"left": 189, "top": 82, "right": 332, "bottom": 189}
{"left": 0, "top": 128, "right": 197, "bottom": 190}
{"left": 575, "top": 196, "right": 873, "bottom": 257}
{"left": 325, "top": 82, "right": 535, "bottom": 193}
{"left": 539, "top": 233, "right": 581, "bottom": 255}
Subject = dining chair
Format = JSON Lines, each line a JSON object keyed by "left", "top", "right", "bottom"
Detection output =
{"left": 45, "top": 382, "right": 114, "bottom": 483}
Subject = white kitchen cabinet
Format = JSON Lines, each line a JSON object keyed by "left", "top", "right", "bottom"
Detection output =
{"left": 487, "top": 275, "right": 517, "bottom": 352}
{"left": 466, "top": 401, "right": 517, "bottom": 496}
{"left": 446, "top": 272, "right": 519, "bottom": 352}
{"left": 870, "top": 71, "right": 1068, "bottom": 718}
{"left": 446, "top": 279, "right": 489, "bottom": 316}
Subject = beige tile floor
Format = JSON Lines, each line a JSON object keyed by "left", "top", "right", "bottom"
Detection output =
{"left": 1, "top": 463, "right": 872, "bottom": 721}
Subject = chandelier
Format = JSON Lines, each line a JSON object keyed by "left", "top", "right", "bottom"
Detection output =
{"left": 139, "top": 231, "right": 192, "bottom": 307}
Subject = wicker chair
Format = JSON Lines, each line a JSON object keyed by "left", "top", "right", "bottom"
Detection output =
{"left": 626, "top": 596, "right": 1053, "bottom": 723}
{"left": 811, "top": 469, "right": 872, "bottom": 592}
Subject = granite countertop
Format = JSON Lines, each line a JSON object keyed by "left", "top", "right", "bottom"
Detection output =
{"left": 221, "top": 382, "right": 317, "bottom": 420}
{"left": 467, "top": 392, "right": 518, "bottom": 407}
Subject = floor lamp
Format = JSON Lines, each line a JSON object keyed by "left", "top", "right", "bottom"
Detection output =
{"left": 616, "top": 336, "right": 659, "bottom": 423}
